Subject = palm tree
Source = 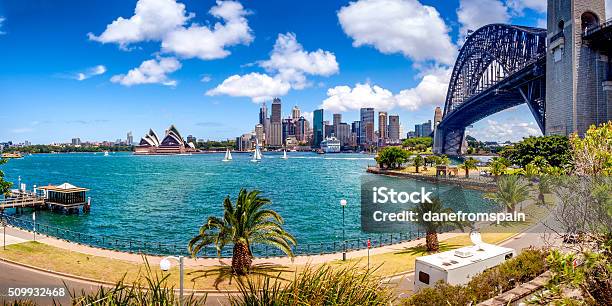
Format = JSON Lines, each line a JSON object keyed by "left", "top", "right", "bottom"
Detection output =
{"left": 412, "top": 197, "right": 466, "bottom": 252}
{"left": 489, "top": 157, "right": 509, "bottom": 176}
{"left": 485, "top": 175, "right": 530, "bottom": 213}
{"left": 188, "top": 189, "right": 296, "bottom": 276}
{"left": 461, "top": 157, "right": 479, "bottom": 178}
{"left": 413, "top": 155, "right": 424, "bottom": 173}
{"left": 535, "top": 174, "right": 553, "bottom": 206}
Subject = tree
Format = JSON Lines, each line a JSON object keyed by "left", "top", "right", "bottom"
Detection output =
{"left": 413, "top": 155, "right": 424, "bottom": 173}
{"left": 188, "top": 189, "right": 296, "bottom": 275}
{"left": 570, "top": 121, "right": 612, "bottom": 176}
{"left": 489, "top": 157, "right": 510, "bottom": 176}
{"left": 0, "top": 158, "right": 12, "bottom": 196}
{"left": 375, "top": 147, "right": 410, "bottom": 169}
{"left": 461, "top": 157, "right": 479, "bottom": 178}
{"left": 499, "top": 135, "right": 570, "bottom": 168}
{"left": 412, "top": 197, "right": 466, "bottom": 252}
{"left": 436, "top": 155, "right": 451, "bottom": 166}
{"left": 402, "top": 137, "right": 433, "bottom": 151}
{"left": 485, "top": 175, "right": 530, "bottom": 213}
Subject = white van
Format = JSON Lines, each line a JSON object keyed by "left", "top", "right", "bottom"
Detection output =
{"left": 414, "top": 243, "right": 516, "bottom": 291}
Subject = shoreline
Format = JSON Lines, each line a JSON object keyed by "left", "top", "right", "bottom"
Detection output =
{"left": 366, "top": 166, "right": 498, "bottom": 192}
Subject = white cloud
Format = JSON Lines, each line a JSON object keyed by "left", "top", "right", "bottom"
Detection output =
{"left": 89, "top": 0, "right": 253, "bottom": 60}
{"left": 76, "top": 65, "right": 107, "bottom": 81}
{"left": 160, "top": 1, "right": 253, "bottom": 60}
{"left": 506, "top": 0, "right": 546, "bottom": 14}
{"left": 338, "top": 0, "right": 456, "bottom": 65}
{"left": 457, "top": 0, "right": 509, "bottom": 39}
{"left": 321, "top": 83, "right": 396, "bottom": 112}
{"left": 206, "top": 72, "right": 290, "bottom": 102}
{"left": 0, "top": 17, "right": 5, "bottom": 35}
{"left": 88, "top": 0, "right": 192, "bottom": 47}
{"left": 200, "top": 75, "right": 212, "bottom": 83}
{"left": 111, "top": 57, "right": 181, "bottom": 86}
{"left": 259, "top": 33, "right": 339, "bottom": 89}
{"left": 321, "top": 68, "right": 450, "bottom": 112}
{"left": 466, "top": 119, "right": 541, "bottom": 142}
{"left": 207, "top": 33, "right": 338, "bottom": 101}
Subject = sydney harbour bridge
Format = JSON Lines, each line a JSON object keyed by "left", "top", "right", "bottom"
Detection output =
{"left": 433, "top": 0, "right": 612, "bottom": 155}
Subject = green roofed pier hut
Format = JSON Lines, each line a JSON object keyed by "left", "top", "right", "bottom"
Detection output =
{"left": 38, "top": 183, "right": 90, "bottom": 213}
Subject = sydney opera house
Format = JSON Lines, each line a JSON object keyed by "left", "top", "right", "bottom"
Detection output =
{"left": 134, "top": 125, "right": 196, "bottom": 155}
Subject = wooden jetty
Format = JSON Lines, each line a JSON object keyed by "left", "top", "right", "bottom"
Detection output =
{"left": 0, "top": 183, "right": 90, "bottom": 214}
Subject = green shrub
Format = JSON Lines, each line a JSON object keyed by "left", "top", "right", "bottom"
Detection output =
{"left": 229, "top": 264, "right": 394, "bottom": 306}
{"left": 403, "top": 248, "right": 548, "bottom": 305}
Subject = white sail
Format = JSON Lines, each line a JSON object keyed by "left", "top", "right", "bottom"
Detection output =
{"left": 282, "top": 149, "right": 288, "bottom": 159}
{"left": 251, "top": 140, "right": 262, "bottom": 162}
{"left": 223, "top": 148, "right": 232, "bottom": 162}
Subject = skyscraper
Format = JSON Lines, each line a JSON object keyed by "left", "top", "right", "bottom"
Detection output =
{"left": 292, "top": 105, "right": 300, "bottom": 121}
{"left": 378, "top": 112, "right": 388, "bottom": 144}
{"left": 313, "top": 109, "right": 324, "bottom": 148}
{"left": 259, "top": 102, "right": 268, "bottom": 125}
{"left": 333, "top": 113, "right": 341, "bottom": 129}
{"left": 337, "top": 123, "right": 351, "bottom": 146}
{"left": 415, "top": 120, "right": 432, "bottom": 137}
{"left": 255, "top": 124, "right": 265, "bottom": 145}
{"left": 352, "top": 121, "right": 360, "bottom": 144}
{"left": 269, "top": 98, "right": 283, "bottom": 146}
{"left": 296, "top": 116, "right": 307, "bottom": 142}
{"left": 127, "top": 132, "right": 133, "bottom": 146}
{"left": 360, "top": 108, "right": 374, "bottom": 145}
{"left": 388, "top": 115, "right": 400, "bottom": 143}
{"left": 282, "top": 118, "right": 295, "bottom": 144}
{"left": 433, "top": 106, "right": 443, "bottom": 130}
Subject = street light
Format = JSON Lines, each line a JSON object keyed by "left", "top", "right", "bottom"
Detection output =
{"left": 340, "top": 199, "right": 347, "bottom": 261}
{"left": 160, "top": 255, "right": 184, "bottom": 306}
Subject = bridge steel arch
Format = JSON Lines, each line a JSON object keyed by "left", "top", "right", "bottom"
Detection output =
{"left": 434, "top": 24, "right": 547, "bottom": 155}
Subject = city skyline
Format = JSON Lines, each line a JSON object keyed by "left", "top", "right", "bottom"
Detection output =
{"left": 2, "top": 0, "right": 597, "bottom": 144}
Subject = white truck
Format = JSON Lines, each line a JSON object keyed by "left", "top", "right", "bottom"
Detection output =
{"left": 413, "top": 243, "right": 516, "bottom": 291}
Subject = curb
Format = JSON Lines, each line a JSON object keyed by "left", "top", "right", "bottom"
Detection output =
{"left": 0, "top": 256, "right": 243, "bottom": 295}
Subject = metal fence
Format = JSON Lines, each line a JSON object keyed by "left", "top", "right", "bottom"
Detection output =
{"left": 0, "top": 213, "right": 424, "bottom": 258}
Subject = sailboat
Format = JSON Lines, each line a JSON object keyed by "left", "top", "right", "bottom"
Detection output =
{"left": 251, "top": 141, "right": 262, "bottom": 163}
{"left": 103, "top": 151, "right": 109, "bottom": 156}
{"left": 281, "top": 149, "right": 288, "bottom": 159}
{"left": 222, "top": 148, "right": 233, "bottom": 162}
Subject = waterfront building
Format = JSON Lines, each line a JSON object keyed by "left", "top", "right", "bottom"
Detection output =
{"left": 292, "top": 105, "right": 300, "bottom": 121}
{"left": 255, "top": 124, "right": 265, "bottom": 145}
{"left": 135, "top": 125, "right": 194, "bottom": 155}
{"left": 127, "top": 132, "right": 133, "bottom": 146}
{"left": 313, "top": 109, "right": 324, "bottom": 148}
{"left": 407, "top": 131, "right": 416, "bottom": 139}
{"left": 237, "top": 133, "right": 255, "bottom": 151}
{"left": 71, "top": 138, "right": 81, "bottom": 146}
{"left": 186, "top": 135, "right": 196, "bottom": 144}
{"left": 360, "top": 108, "right": 374, "bottom": 145}
{"left": 388, "top": 114, "right": 400, "bottom": 143}
{"left": 378, "top": 111, "right": 388, "bottom": 145}
{"left": 324, "top": 121, "right": 334, "bottom": 138}
{"left": 320, "top": 137, "right": 341, "bottom": 153}
{"left": 285, "top": 135, "right": 298, "bottom": 149}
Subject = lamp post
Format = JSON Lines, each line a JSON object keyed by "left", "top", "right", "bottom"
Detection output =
{"left": 340, "top": 199, "right": 347, "bottom": 261}
{"left": 160, "top": 255, "right": 184, "bottom": 306}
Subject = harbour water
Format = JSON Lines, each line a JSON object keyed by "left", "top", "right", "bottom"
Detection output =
{"left": 1, "top": 152, "right": 489, "bottom": 252}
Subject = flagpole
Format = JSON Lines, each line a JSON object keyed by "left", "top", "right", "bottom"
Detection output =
{"left": 32, "top": 211, "right": 36, "bottom": 242}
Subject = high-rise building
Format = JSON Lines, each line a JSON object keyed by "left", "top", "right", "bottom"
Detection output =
{"left": 186, "top": 135, "right": 196, "bottom": 144}
{"left": 259, "top": 102, "right": 268, "bottom": 125}
{"left": 71, "top": 138, "right": 81, "bottom": 146}
{"left": 337, "top": 123, "right": 351, "bottom": 146}
{"left": 292, "top": 106, "right": 301, "bottom": 121}
{"left": 313, "top": 109, "right": 324, "bottom": 148}
{"left": 269, "top": 98, "right": 283, "bottom": 146}
{"left": 24, "top": 140, "right": 31, "bottom": 146}
{"left": 127, "top": 132, "right": 134, "bottom": 146}
{"left": 324, "top": 121, "right": 334, "bottom": 138}
{"left": 378, "top": 112, "right": 388, "bottom": 144}
{"left": 237, "top": 133, "right": 255, "bottom": 151}
{"left": 415, "top": 120, "right": 432, "bottom": 137}
{"left": 360, "top": 108, "right": 374, "bottom": 145}
{"left": 333, "top": 113, "right": 341, "bottom": 130}
{"left": 352, "top": 121, "right": 361, "bottom": 144}
{"left": 282, "top": 118, "right": 295, "bottom": 145}
{"left": 433, "top": 106, "right": 443, "bottom": 130}
{"left": 388, "top": 115, "right": 400, "bottom": 143}
{"left": 255, "top": 124, "right": 265, "bottom": 145}
{"left": 296, "top": 116, "right": 307, "bottom": 142}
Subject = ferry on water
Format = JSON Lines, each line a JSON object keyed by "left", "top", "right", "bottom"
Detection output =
{"left": 320, "top": 137, "right": 341, "bottom": 153}
{"left": 1, "top": 153, "right": 23, "bottom": 159}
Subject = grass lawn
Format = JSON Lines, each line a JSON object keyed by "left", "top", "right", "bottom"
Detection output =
{"left": 0, "top": 204, "right": 549, "bottom": 290}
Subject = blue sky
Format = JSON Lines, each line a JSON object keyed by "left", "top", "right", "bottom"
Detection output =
{"left": 0, "top": 0, "right": 601, "bottom": 144}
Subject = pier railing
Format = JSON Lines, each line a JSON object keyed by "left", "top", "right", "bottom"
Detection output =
{"left": 0, "top": 213, "right": 424, "bottom": 258}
